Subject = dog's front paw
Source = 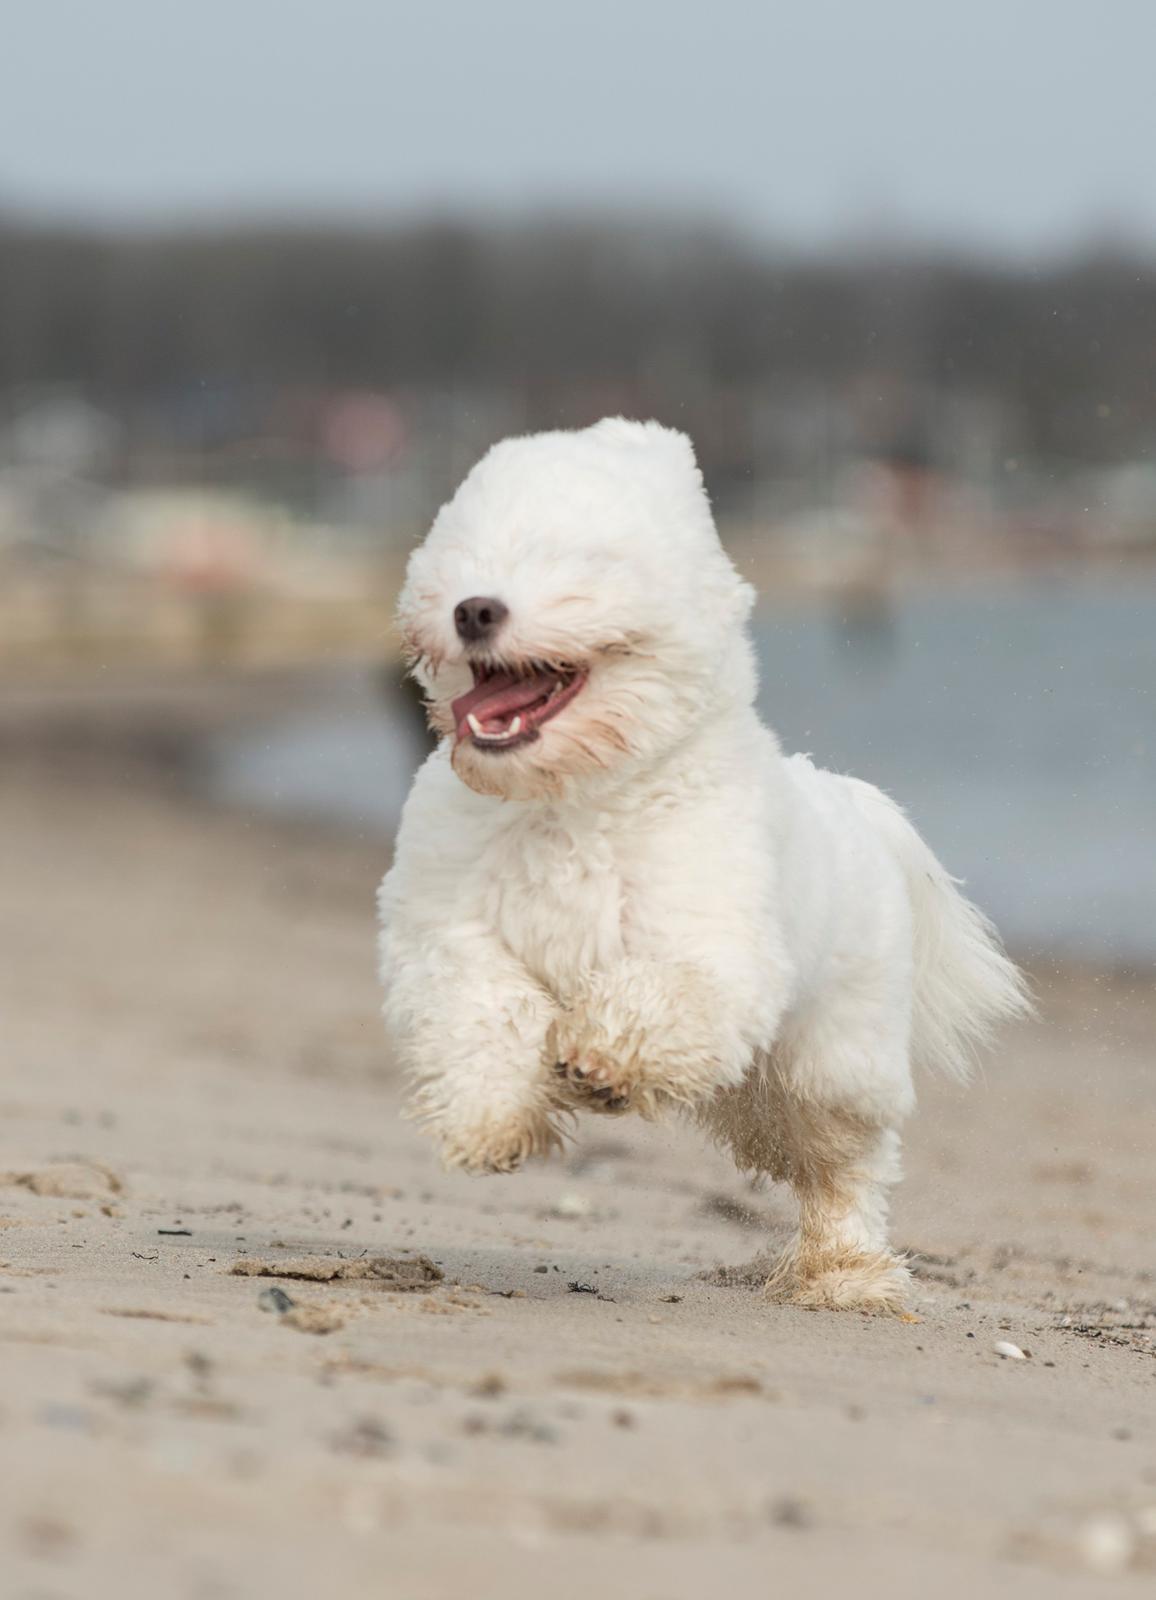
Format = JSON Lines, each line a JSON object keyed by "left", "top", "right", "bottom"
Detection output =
{"left": 431, "top": 1109, "right": 563, "bottom": 1176}
{"left": 552, "top": 1055, "right": 631, "bottom": 1114}
{"left": 548, "top": 962, "right": 737, "bottom": 1119}
{"left": 548, "top": 1011, "right": 666, "bottom": 1119}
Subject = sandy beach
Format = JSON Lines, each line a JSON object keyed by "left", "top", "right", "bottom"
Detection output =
{"left": 1, "top": 671, "right": 1154, "bottom": 1598}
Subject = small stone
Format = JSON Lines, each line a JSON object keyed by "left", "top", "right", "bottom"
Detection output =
{"left": 258, "top": 1286, "right": 295, "bottom": 1314}
{"left": 38, "top": 1403, "right": 95, "bottom": 1432}
{"left": 499, "top": 1407, "right": 558, "bottom": 1443}
{"left": 470, "top": 1373, "right": 506, "bottom": 1398}
{"left": 993, "top": 1340, "right": 1027, "bottom": 1360}
{"left": 1076, "top": 1514, "right": 1135, "bottom": 1575}
{"left": 332, "top": 1417, "right": 393, "bottom": 1458}
{"left": 768, "top": 1495, "right": 811, "bottom": 1529}
{"left": 91, "top": 1377, "right": 153, "bottom": 1409}
{"left": 20, "top": 1514, "right": 78, "bottom": 1557}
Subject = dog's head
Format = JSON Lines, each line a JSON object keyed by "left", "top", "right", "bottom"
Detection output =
{"left": 397, "top": 418, "right": 756, "bottom": 800}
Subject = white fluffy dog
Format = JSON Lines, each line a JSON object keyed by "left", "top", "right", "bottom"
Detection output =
{"left": 378, "top": 418, "right": 1028, "bottom": 1312}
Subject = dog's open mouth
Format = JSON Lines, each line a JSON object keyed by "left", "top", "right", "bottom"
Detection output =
{"left": 451, "top": 661, "right": 587, "bottom": 751}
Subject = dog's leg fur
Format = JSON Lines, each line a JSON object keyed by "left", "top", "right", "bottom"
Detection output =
{"left": 551, "top": 958, "right": 761, "bottom": 1119}
{"left": 379, "top": 917, "right": 565, "bottom": 1173}
{"left": 762, "top": 1104, "right": 910, "bottom": 1314}
{"left": 548, "top": 766, "right": 797, "bottom": 1119}
{"left": 705, "top": 1060, "right": 911, "bottom": 1315}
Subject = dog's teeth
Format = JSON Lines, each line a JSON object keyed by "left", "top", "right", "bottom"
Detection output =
{"left": 467, "top": 710, "right": 520, "bottom": 744}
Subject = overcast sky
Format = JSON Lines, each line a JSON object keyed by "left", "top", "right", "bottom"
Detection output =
{"left": 3, "top": 0, "right": 1155, "bottom": 255}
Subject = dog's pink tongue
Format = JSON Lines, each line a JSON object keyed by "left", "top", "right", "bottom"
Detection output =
{"left": 451, "top": 669, "right": 554, "bottom": 737}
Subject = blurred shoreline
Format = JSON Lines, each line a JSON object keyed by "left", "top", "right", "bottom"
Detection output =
{"left": 4, "top": 632, "right": 1153, "bottom": 982}
{"left": 2, "top": 542, "right": 1154, "bottom": 674}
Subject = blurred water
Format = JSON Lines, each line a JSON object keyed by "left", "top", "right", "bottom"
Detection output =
{"left": 214, "top": 578, "right": 1156, "bottom": 966}
{"left": 757, "top": 579, "right": 1155, "bottom": 967}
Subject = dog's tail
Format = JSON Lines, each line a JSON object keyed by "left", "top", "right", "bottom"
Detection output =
{"left": 850, "top": 780, "right": 1033, "bottom": 1081}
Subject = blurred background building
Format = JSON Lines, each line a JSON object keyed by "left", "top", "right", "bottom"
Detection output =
{"left": 2, "top": 0, "right": 1154, "bottom": 964}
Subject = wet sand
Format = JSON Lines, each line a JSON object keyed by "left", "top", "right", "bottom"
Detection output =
{"left": 1, "top": 679, "right": 1154, "bottom": 1597}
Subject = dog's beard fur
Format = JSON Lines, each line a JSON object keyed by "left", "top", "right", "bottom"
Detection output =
{"left": 407, "top": 638, "right": 732, "bottom": 803}
{"left": 447, "top": 696, "right": 631, "bottom": 800}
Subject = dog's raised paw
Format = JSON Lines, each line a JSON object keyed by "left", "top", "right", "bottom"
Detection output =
{"left": 437, "top": 1111, "right": 563, "bottom": 1175}
{"left": 553, "top": 1059, "right": 631, "bottom": 1114}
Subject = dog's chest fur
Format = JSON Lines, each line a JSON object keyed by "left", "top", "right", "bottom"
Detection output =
{"left": 488, "top": 809, "right": 625, "bottom": 1001}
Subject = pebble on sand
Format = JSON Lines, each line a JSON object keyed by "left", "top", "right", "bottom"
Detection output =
{"left": 1076, "top": 1514, "right": 1136, "bottom": 1575}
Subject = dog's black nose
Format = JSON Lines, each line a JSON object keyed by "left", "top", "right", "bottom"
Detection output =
{"left": 453, "top": 596, "right": 508, "bottom": 643}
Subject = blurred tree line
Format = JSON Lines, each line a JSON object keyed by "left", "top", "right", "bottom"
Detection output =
{"left": 1, "top": 213, "right": 1154, "bottom": 466}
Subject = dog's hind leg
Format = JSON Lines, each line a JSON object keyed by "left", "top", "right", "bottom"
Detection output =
{"left": 705, "top": 1054, "right": 912, "bottom": 1315}
{"left": 762, "top": 1096, "right": 910, "bottom": 1314}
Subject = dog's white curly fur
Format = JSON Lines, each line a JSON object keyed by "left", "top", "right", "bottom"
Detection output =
{"left": 378, "top": 417, "right": 1030, "bottom": 1313}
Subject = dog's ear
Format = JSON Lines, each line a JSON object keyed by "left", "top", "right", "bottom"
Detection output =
{"left": 589, "top": 416, "right": 708, "bottom": 514}
{"left": 590, "top": 416, "right": 753, "bottom": 619}
{"left": 589, "top": 416, "right": 699, "bottom": 479}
